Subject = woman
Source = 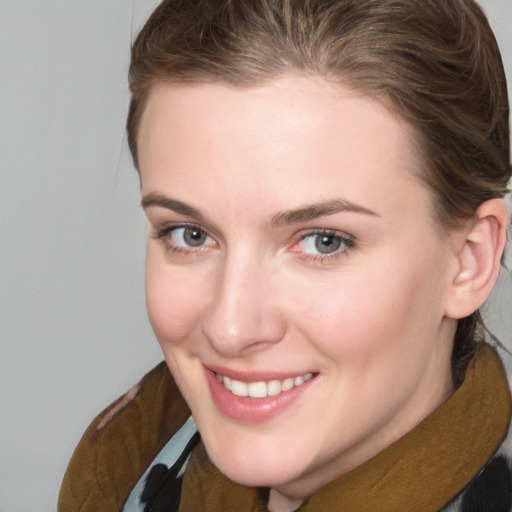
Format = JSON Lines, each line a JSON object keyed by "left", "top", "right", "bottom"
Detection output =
{"left": 59, "top": 0, "right": 512, "bottom": 510}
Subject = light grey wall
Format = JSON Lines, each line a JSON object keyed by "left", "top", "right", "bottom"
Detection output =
{"left": 0, "top": 1, "right": 511, "bottom": 511}
{"left": 0, "top": 2, "right": 162, "bottom": 511}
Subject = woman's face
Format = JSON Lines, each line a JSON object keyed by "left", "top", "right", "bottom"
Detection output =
{"left": 138, "top": 75, "right": 458, "bottom": 499}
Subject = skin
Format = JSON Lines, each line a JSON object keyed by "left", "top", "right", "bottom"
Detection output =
{"left": 138, "top": 75, "right": 462, "bottom": 512}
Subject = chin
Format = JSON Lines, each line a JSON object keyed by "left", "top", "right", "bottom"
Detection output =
{"left": 205, "top": 440, "right": 307, "bottom": 489}
{"left": 220, "top": 463, "right": 299, "bottom": 489}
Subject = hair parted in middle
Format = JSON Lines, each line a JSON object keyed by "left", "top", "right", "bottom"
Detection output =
{"left": 127, "top": 0, "right": 511, "bottom": 381}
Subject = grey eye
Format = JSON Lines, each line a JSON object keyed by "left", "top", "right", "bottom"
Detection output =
{"left": 169, "top": 227, "right": 214, "bottom": 248}
{"left": 315, "top": 234, "right": 342, "bottom": 254}
{"left": 297, "top": 232, "right": 349, "bottom": 255}
{"left": 183, "top": 227, "right": 208, "bottom": 246}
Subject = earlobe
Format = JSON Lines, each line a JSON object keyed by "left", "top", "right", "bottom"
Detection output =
{"left": 444, "top": 199, "right": 509, "bottom": 320}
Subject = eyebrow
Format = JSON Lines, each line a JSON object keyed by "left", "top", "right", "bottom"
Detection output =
{"left": 141, "top": 193, "right": 379, "bottom": 226}
{"left": 270, "top": 199, "right": 379, "bottom": 226}
{"left": 141, "top": 193, "right": 204, "bottom": 220}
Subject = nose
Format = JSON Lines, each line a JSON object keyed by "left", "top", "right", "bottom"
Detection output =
{"left": 201, "top": 250, "right": 286, "bottom": 357}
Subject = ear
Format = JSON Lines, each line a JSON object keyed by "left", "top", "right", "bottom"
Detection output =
{"left": 444, "top": 198, "right": 509, "bottom": 320}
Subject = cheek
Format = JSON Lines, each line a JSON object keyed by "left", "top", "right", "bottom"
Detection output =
{"left": 285, "top": 271, "right": 396, "bottom": 343}
{"left": 145, "top": 247, "right": 208, "bottom": 347}
{"left": 287, "top": 255, "right": 445, "bottom": 364}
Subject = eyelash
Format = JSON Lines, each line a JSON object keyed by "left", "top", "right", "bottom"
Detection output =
{"left": 152, "top": 223, "right": 214, "bottom": 255}
{"left": 294, "top": 229, "right": 356, "bottom": 263}
{"left": 152, "top": 224, "right": 356, "bottom": 262}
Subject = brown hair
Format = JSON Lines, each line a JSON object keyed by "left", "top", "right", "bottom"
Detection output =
{"left": 127, "top": 0, "right": 511, "bottom": 382}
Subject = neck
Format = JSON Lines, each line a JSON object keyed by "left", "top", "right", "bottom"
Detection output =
{"left": 268, "top": 488, "right": 304, "bottom": 512}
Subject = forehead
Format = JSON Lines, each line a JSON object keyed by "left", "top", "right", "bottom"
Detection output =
{"left": 139, "top": 75, "right": 415, "bottom": 152}
{"left": 137, "top": 75, "right": 429, "bottom": 219}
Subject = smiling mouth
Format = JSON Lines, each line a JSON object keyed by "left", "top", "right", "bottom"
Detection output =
{"left": 215, "top": 372, "right": 314, "bottom": 398}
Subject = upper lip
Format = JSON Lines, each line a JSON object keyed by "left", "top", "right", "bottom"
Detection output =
{"left": 204, "top": 363, "right": 316, "bottom": 382}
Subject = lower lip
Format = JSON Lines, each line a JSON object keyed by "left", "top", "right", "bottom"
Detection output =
{"left": 205, "top": 369, "right": 315, "bottom": 423}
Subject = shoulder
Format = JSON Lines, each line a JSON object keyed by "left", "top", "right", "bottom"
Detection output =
{"left": 58, "top": 362, "right": 191, "bottom": 512}
{"left": 442, "top": 345, "right": 512, "bottom": 512}
{"left": 441, "top": 428, "right": 512, "bottom": 512}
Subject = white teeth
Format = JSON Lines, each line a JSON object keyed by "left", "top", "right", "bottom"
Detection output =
{"left": 248, "top": 381, "right": 267, "bottom": 398}
{"left": 294, "top": 373, "right": 313, "bottom": 386}
{"left": 217, "top": 372, "right": 313, "bottom": 398}
{"left": 282, "top": 378, "right": 294, "bottom": 391}
{"left": 230, "top": 379, "right": 248, "bottom": 397}
{"left": 267, "top": 380, "right": 282, "bottom": 396}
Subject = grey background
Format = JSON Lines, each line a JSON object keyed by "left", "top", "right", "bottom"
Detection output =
{"left": 0, "top": 1, "right": 511, "bottom": 511}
